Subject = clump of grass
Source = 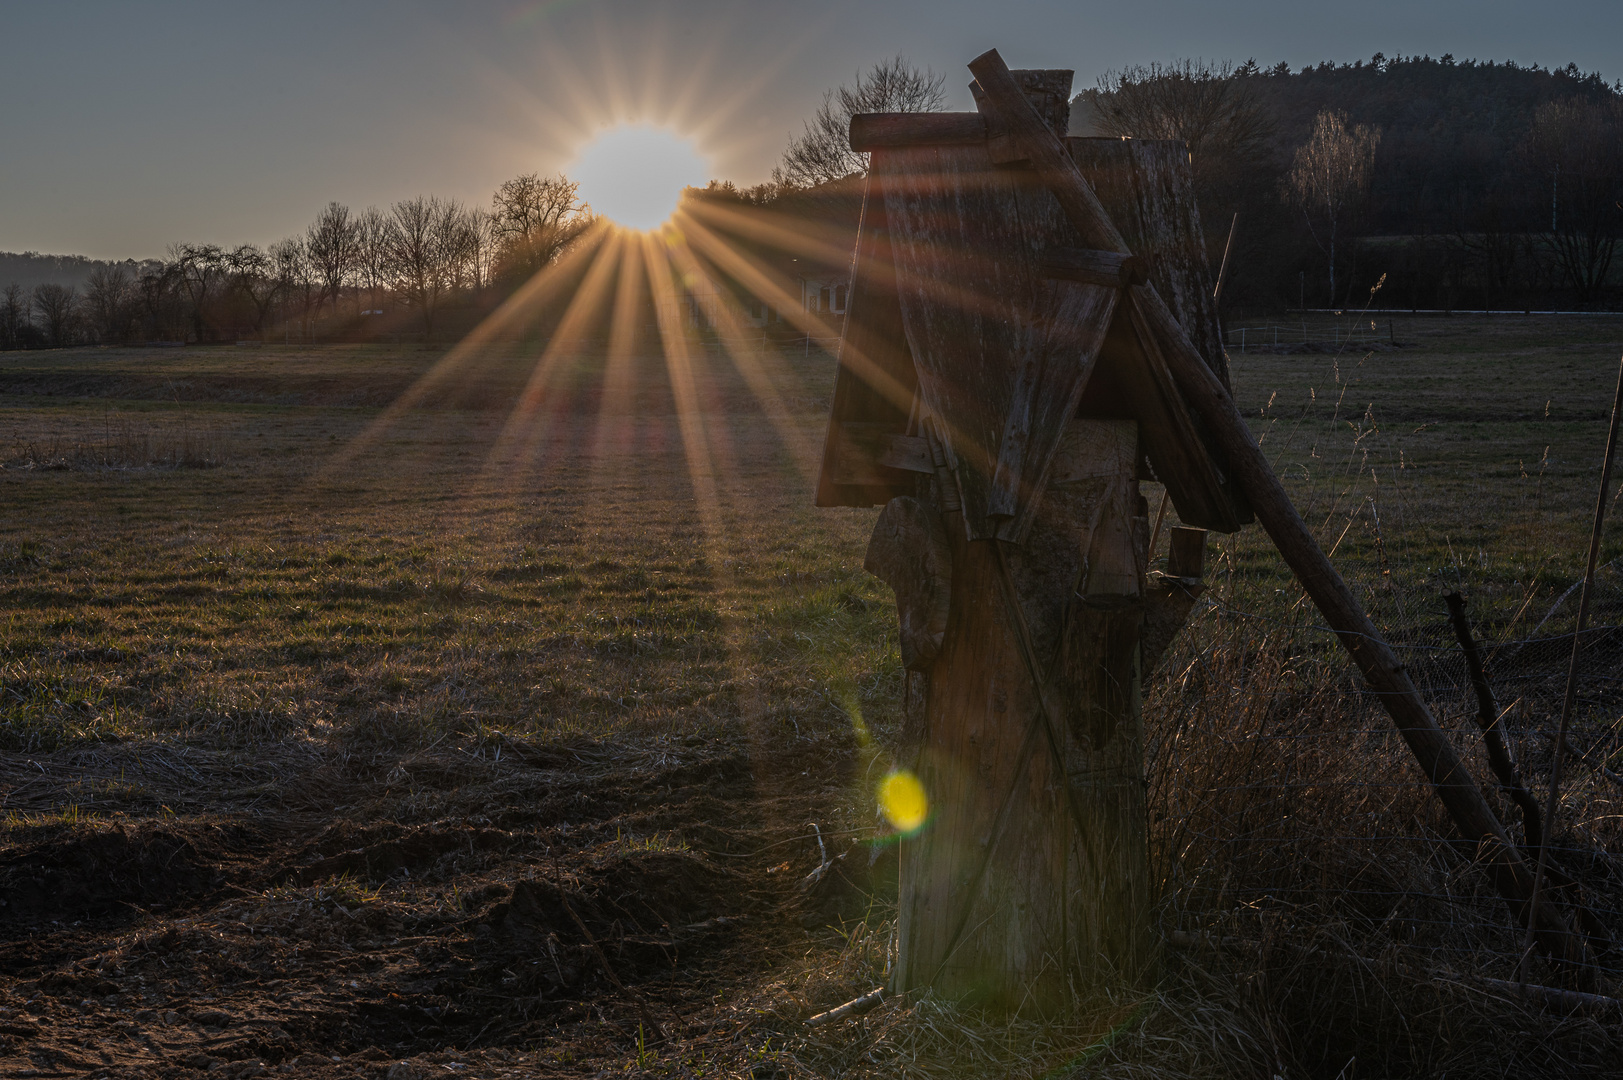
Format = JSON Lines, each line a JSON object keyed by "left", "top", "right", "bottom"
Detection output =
{"left": 0, "top": 663, "right": 132, "bottom": 752}
{"left": 603, "top": 827, "right": 690, "bottom": 855}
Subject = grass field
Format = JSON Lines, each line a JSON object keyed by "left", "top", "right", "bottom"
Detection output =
{"left": 0, "top": 314, "right": 1620, "bottom": 1078}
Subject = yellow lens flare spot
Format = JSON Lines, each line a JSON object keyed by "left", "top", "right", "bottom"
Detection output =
{"left": 878, "top": 770, "right": 929, "bottom": 834}
{"left": 570, "top": 124, "right": 709, "bottom": 233}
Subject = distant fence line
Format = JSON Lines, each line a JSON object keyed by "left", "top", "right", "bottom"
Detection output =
{"left": 1225, "top": 320, "right": 1394, "bottom": 352}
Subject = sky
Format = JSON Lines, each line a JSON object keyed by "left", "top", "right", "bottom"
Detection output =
{"left": 3, "top": 0, "right": 1622, "bottom": 260}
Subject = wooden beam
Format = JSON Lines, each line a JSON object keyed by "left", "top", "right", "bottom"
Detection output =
{"left": 1039, "top": 248, "right": 1149, "bottom": 288}
{"left": 1166, "top": 525, "right": 1206, "bottom": 580}
{"left": 968, "top": 45, "right": 1593, "bottom": 977}
{"left": 816, "top": 172, "right": 920, "bottom": 508}
{"left": 829, "top": 424, "right": 933, "bottom": 486}
{"left": 849, "top": 112, "right": 987, "bottom": 151}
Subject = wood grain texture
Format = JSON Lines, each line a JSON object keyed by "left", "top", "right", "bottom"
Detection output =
{"left": 1040, "top": 247, "right": 1149, "bottom": 288}
{"left": 849, "top": 112, "right": 988, "bottom": 151}
{"left": 896, "top": 421, "right": 1151, "bottom": 1010}
{"left": 872, "top": 142, "right": 1118, "bottom": 543}
{"left": 1068, "top": 138, "right": 1230, "bottom": 389}
{"left": 1166, "top": 525, "right": 1206, "bottom": 579}
{"left": 864, "top": 497, "right": 953, "bottom": 671}
{"left": 1087, "top": 304, "right": 1248, "bottom": 532}
{"left": 816, "top": 171, "right": 921, "bottom": 509}
{"left": 828, "top": 425, "right": 934, "bottom": 486}
{"left": 969, "top": 68, "right": 1074, "bottom": 140}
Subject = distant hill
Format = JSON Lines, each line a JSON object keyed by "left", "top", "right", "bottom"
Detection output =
{"left": 1250, "top": 56, "right": 1618, "bottom": 234}
{"left": 0, "top": 252, "right": 146, "bottom": 292}
{"left": 1074, "top": 54, "right": 1623, "bottom": 309}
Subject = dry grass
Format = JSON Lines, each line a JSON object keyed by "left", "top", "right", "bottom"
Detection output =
{"left": 2, "top": 413, "right": 227, "bottom": 471}
{"left": 0, "top": 318, "right": 1620, "bottom": 1077}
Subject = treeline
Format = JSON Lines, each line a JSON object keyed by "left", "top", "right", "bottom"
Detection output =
{"left": 0, "top": 175, "right": 592, "bottom": 349}
{"left": 1080, "top": 54, "right": 1623, "bottom": 310}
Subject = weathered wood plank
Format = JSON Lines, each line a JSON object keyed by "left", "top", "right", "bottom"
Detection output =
{"left": 1167, "top": 525, "right": 1207, "bottom": 579}
{"left": 1088, "top": 304, "right": 1246, "bottom": 531}
{"left": 873, "top": 141, "right": 1121, "bottom": 543}
{"left": 877, "top": 434, "right": 934, "bottom": 473}
{"left": 873, "top": 142, "right": 1031, "bottom": 538}
{"left": 816, "top": 171, "right": 920, "bottom": 509}
{"left": 849, "top": 112, "right": 987, "bottom": 151}
{"left": 1039, "top": 247, "right": 1149, "bottom": 288}
{"left": 969, "top": 68, "right": 1074, "bottom": 139}
{"left": 828, "top": 424, "right": 934, "bottom": 486}
{"left": 1069, "top": 138, "right": 1230, "bottom": 390}
{"left": 1048, "top": 416, "right": 1137, "bottom": 484}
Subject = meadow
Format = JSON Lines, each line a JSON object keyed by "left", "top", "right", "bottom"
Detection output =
{"left": 0, "top": 314, "right": 1619, "bottom": 1078}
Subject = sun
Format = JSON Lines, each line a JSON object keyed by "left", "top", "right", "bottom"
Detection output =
{"left": 570, "top": 124, "right": 709, "bottom": 232}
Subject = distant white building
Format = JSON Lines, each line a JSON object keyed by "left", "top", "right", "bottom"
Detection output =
{"left": 800, "top": 275, "right": 848, "bottom": 316}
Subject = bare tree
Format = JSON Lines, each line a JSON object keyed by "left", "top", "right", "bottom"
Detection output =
{"left": 168, "top": 243, "right": 225, "bottom": 342}
{"left": 31, "top": 283, "right": 78, "bottom": 347}
{"left": 271, "top": 238, "right": 320, "bottom": 343}
{"left": 224, "top": 245, "right": 281, "bottom": 333}
{"left": 432, "top": 199, "right": 477, "bottom": 295}
{"left": 490, "top": 174, "right": 588, "bottom": 279}
{"left": 1524, "top": 97, "right": 1623, "bottom": 301}
{"left": 1288, "top": 109, "right": 1381, "bottom": 305}
{"left": 463, "top": 206, "right": 497, "bottom": 293}
{"left": 1, "top": 283, "right": 28, "bottom": 349}
{"left": 139, "top": 264, "right": 183, "bottom": 342}
{"left": 306, "top": 201, "right": 361, "bottom": 322}
{"left": 776, "top": 56, "right": 946, "bottom": 187}
{"left": 389, "top": 196, "right": 459, "bottom": 337}
{"left": 355, "top": 206, "right": 395, "bottom": 315}
{"left": 84, "top": 264, "right": 138, "bottom": 344}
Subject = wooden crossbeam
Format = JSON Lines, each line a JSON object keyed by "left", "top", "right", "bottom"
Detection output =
{"left": 1039, "top": 248, "right": 1149, "bottom": 288}
{"left": 848, "top": 112, "right": 987, "bottom": 151}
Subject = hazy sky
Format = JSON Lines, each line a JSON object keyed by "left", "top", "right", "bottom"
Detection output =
{"left": 4, "top": 0, "right": 1621, "bottom": 260}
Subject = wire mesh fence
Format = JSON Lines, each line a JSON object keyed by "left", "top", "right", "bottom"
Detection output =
{"left": 1225, "top": 320, "right": 1395, "bottom": 353}
{"left": 1146, "top": 557, "right": 1623, "bottom": 991}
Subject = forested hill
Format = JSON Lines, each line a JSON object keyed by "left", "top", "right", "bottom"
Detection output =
{"left": 1246, "top": 56, "right": 1620, "bottom": 234}
{"left": 0, "top": 252, "right": 146, "bottom": 291}
{"left": 1076, "top": 54, "right": 1623, "bottom": 309}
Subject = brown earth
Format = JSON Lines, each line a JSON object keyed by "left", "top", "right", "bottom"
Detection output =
{"left": 0, "top": 734, "right": 897, "bottom": 1079}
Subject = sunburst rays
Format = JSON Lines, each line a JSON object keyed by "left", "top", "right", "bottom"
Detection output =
{"left": 319, "top": 176, "right": 928, "bottom": 587}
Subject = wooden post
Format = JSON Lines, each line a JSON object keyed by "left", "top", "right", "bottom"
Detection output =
{"left": 883, "top": 419, "right": 1152, "bottom": 1010}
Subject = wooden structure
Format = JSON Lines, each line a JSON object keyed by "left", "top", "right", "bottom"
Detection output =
{"left": 817, "top": 66, "right": 1244, "bottom": 1009}
{"left": 817, "top": 49, "right": 1595, "bottom": 1011}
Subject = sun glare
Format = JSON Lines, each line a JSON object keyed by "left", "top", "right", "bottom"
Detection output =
{"left": 571, "top": 124, "right": 709, "bottom": 232}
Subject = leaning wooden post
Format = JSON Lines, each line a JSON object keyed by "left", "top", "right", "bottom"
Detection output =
{"left": 967, "top": 47, "right": 1591, "bottom": 975}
